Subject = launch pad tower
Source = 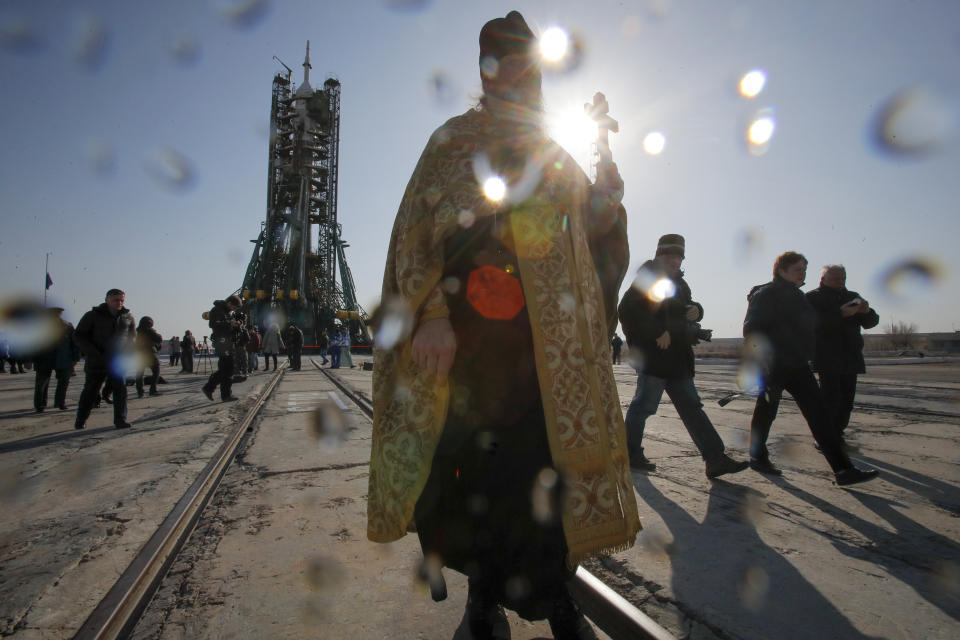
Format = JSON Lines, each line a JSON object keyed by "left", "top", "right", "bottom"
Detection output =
{"left": 240, "top": 43, "right": 368, "bottom": 344}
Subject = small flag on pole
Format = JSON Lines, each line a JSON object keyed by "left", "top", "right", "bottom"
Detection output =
{"left": 45, "top": 272, "right": 53, "bottom": 289}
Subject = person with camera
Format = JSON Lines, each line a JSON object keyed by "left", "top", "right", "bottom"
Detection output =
{"left": 618, "top": 234, "right": 748, "bottom": 477}
{"left": 201, "top": 294, "right": 242, "bottom": 402}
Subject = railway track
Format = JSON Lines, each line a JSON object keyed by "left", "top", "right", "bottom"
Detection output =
{"left": 68, "top": 359, "right": 675, "bottom": 640}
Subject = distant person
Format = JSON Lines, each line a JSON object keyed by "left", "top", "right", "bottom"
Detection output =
{"left": 246, "top": 326, "right": 261, "bottom": 372}
{"left": 743, "top": 251, "right": 878, "bottom": 485}
{"left": 317, "top": 329, "right": 330, "bottom": 365}
{"left": 284, "top": 323, "right": 303, "bottom": 371}
{"left": 611, "top": 334, "right": 623, "bottom": 364}
{"left": 262, "top": 323, "right": 284, "bottom": 372}
{"left": 181, "top": 330, "right": 196, "bottom": 372}
{"left": 328, "top": 326, "right": 342, "bottom": 369}
{"left": 0, "top": 333, "right": 9, "bottom": 373}
{"left": 169, "top": 336, "right": 181, "bottom": 367}
{"left": 73, "top": 288, "right": 135, "bottom": 430}
{"left": 33, "top": 307, "right": 79, "bottom": 412}
{"left": 618, "top": 234, "right": 748, "bottom": 477}
{"left": 806, "top": 265, "right": 879, "bottom": 445}
{"left": 201, "top": 295, "right": 242, "bottom": 402}
{"left": 340, "top": 328, "right": 353, "bottom": 368}
{"left": 134, "top": 316, "right": 163, "bottom": 397}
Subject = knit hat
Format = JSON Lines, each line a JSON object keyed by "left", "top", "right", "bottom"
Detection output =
{"left": 655, "top": 234, "right": 685, "bottom": 258}
{"left": 479, "top": 11, "right": 536, "bottom": 61}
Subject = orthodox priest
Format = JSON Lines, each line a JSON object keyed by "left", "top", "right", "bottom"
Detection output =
{"left": 367, "top": 11, "right": 640, "bottom": 640}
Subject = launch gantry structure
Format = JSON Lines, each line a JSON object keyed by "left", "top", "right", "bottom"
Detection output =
{"left": 239, "top": 43, "right": 368, "bottom": 344}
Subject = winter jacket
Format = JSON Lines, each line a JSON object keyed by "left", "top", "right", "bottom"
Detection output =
{"left": 182, "top": 334, "right": 196, "bottom": 354}
{"left": 136, "top": 326, "right": 163, "bottom": 361}
{"left": 34, "top": 321, "right": 80, "bottom": 370}
{"left": 245, "top": 330, "right": 262, "bottom": 352}
{"left": 805, "top": 285, "right": 879, "bottom": 374}
{"left": 743, "top": 276, "right": 816, "bottom": 371}
{"left": 207, "top": 300, "right": 235, "bottom": 355}
{"left": 617, "top": 260, "right": 704, "bottom": 379}
{"left": 73, "top": 303, "right": 136, "bottom": 370}
{"left": 284, "top": 326, "right": 304, "bottom": 351}
{"left": 262, "top": 328, "right": 284, "bottom": 354}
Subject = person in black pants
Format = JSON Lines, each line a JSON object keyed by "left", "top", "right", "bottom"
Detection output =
{"left": 33, "top": 307, "right": 80, "bottom": 412}
{"left": 73, "top": 289, "right": 135, "bottom": 429}
{"left": 201, "top": 295, "right": 241, "bottom": 403}
{"left": 806, "top": 265, "right": 879, "bottom": 445}
{"left": 284, "top": 322, "right": 303, "bottom": 371}
{"left": 743, "top": 251, "right": 877, "bottom": 486}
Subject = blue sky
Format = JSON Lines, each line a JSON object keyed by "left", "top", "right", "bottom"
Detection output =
{"left": 2, "top": 0, "right": 958, "bottom": 339}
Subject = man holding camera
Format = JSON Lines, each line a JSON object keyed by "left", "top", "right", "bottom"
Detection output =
{"left": 618, "top": 234, "right": 748, "bottom": 477}
{"left": 201, "top": 294, "right": 242, "bottom": 402}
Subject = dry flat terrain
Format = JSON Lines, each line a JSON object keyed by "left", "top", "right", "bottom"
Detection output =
{"left": 1, "top": 356, "right": 957, "bottom": 639}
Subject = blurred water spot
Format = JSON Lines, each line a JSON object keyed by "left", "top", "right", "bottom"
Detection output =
{"left": 144, "top": 147, "right": 196, "bottom": 191}
{"left": 415, "top": 553, "right": 445, "bottom": 597}
{"left": 643, "top": 131, "right": 666, "bottom": 155}
{"left": 170, "top": 36, "right": 201, "bottom": 66}
{"left": 0, "top": 467, "right": 20, "bottom": 505}
{"left": 741, "top": 333, "right": 772, "bottom": 372}
{"left": 427, "top": 70, "right": 458, "bottom": 106}
{"left": 458, "top": 209, "right": 476, "bottom": 228}
{"left": 467, "top": 492, "right": 488, "bottom": 516}
{"left": 739, "top": 69, "right": 766, "bottom": 98}
{"left": 637, "top": 524, "right": 671, "bottom": 557}
{"left": 88, "top": 140, "right": 117, "bottom": 177}
{"left": 309, "top": 400, "right": 348, "bottom": 449}
{"left": 620, "top": 16, "right": 642, "bottom": 39}
{"left": 540, "top": 28, "right": 584, "bottom": 75}
{"left": 646, "top": 0, "right": 672, "bottom": 19}
{"left": 747, "top": 109, "right": 776, "bottom": 156}
{"left": 483, "top": 176, "right": 506, "bottom": 202}
{"left": 557, "top": 293, "right": 576, "bottom": 315}
{"left": 63, "top": 457, "right": 99, "bottom": 491}
{"left": 505, "top": 575, "right": 532, "bottom": 601}
{"left": 733, "top": 227, "right": 764, "bottom": 263}
{"left": 227, "top": 246, "right": 246, "bottom": 265}
{"left": 739, "top": 564, "right": 769, "bottom": 611}
{"left": 215, "top": 0, "right": 271, "bottom": 28}
{"left": 380, "top": 0, "right": 433, "bottom": 12}
{"left": 480, "top": 55, "right": 499, "bottom": 80}
{"left": 779, "top": 439, "right": 805, "bottom": 463}
{"left": 0, "top": 17, "right": 44, "bottom": 54}
{"left": 72, "top": 15, "right": 110, "bottom": 71}
{"left": 876, "top": 257, "right": 943, "bottom": 300}
{"left": 531, "top": 467, "right": 561, "bottom": 525}
{"left": 372, "top": 296, "right": 413, "bottom": 350}
{"left": 741, "top": 494, "right": 767, "bottom": 526}
{"left": 931, "top": 561, "right": 960, "bottom": 600}
{"left": 737, "top": 362, "right": 764, "bottom": 396}
{"left": 626, "top": 350, "right": 644, "bottom": 372}
{"left": 442, "top": 276, "right": 461, "bottom": 295}
{"left": 873, "top": 87, "right": 956, "bottom": 156}
{"left": 303, "top": 554, "right": 345, "bottom": 592}
{"left": 0, "top": 297, "right": 63, "bottom": 356}
{"left": 110, "top": 352, "right": 139, "bottom": 379}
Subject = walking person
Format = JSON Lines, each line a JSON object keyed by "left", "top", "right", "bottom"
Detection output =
{"left": 317, "top": 330, "right": 329, "bottom": 365}
{"left": 201, "top": 295, "right": 242, "bottom": 402}
{"left": 33, "top": 307, "right": 80, "bottom": 412}
{"left": 743, "top": 251, "right": 878, "bottom": 486}
{"left": 246, "top": 326, "right": 261, "bottom": 372}
{"left": 262, "top": 322, "right": 284, "bottom": 372}
{"left": 134, "top": 316, "right": 163, "bottom": 397}
{"left": 340, "top": 328, "right": 353, "bottom": 368}
{"left": 284, "top": 322, "right": 303, "bottom": 371}
{"left": 328, "top": 326, "right": 342, "bottom": 369}
{"left": 367, "top": 12, "right": 639, "bottom": 639}
{"left": 181, "top": 330, "right": 196, "bottom": 373}
{"left": 73, "top": 288, "right": 135, "bottom": 430}
{"left": 611, "top": 334, "right": 623, "bottom": 365}
{"left": 806, "top": 265, "right": 879, "bottom": 446}
{"left": 618, "top": 234, "right": 749, "bottom": 477}
{"left": 169, "top": 336, "right": 181, "bottom": 367}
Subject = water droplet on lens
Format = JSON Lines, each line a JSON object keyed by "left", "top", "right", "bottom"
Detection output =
{"left": 170, "top": 36, "right": 201, "bottom": 66}
{"left": 427, "top": 70, "right": 458, "bottom": 106}
{"left": 620, "top": 16, "right": 642, "bottom": 38}
{"left": 216, "top": 0, "right": 272, "bottom": 29}
{"left": 72, "top": 16, "right": 110, "bottom": 71}
{"left": 309, "top": 400, "right": 347, "bottom": 449}
{"left": 458, "top": 209, "right": 476, "bottom": 228}
{"left": 739, "top": 565, "right": 769, "bottom": 611}
{"left": 0, "top": 17, "right": 44, "bottom": 54}
{"left": 145, "top": 148, "right": 196, "bottom": 191}
{"left": 371, "top": 296, "right": 413, "bottom": 350}
{"left": 303, "top": 554, "right": 344, "bottom": 591}
{"left": 746, "top": 109, "right": 776, "bottom": 156}
{"left": 415, "top": 553, "right": 445, "bottom": 596}
{"left": 739, "top": 69, "right": 766, "bottom": 98}
{"left": 873, "top": 87, "right": 956, "bottom": 156}
{"left": 877, "top": 256, "right": 943, "bottom": 300}
{"left": 0, "top": 297, "right": 63, "bottom": 356}
{"left": 380, "top": 0, "right": 433, "bottom": 12}
{"left": 442, "top": 276, "right": 461, "bottom": 295}
{"left": 89, "top": 140, "right": 117, "bottom": 177}
{"left": 531, "top": 467, "right": 561, "bottom": 525}
{"left": 504, "top": 575, "right": 532, "bottom": 601}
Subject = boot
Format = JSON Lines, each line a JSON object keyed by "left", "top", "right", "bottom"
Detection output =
{"left": 749, "top": 456, "right": 783, "bottom": 476}
{"left": 466, "top": 582, "right": 510, "bottom": 640}
{"left": 705, "top": 454, "right": 750, "bottom": 478}
{"left": 548, "top": 591, "right": 597, "bottom": 640}
{"left": 835, "top": 467, "right": 878, "bottom": 486}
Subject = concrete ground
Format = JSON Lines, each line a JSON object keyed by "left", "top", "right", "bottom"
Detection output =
{"left": 1, "top": 355, "right": 958, "bottom": 639}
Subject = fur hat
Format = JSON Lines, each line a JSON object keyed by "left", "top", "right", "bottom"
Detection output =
{"left": 655, "top": 234, "right": 685, "bottom": 258}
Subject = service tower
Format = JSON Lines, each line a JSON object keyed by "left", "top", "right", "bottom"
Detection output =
{"left": 239, "top": 43, "right": 367, "bottom": 344}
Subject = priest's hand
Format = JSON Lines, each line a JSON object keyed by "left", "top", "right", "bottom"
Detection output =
{"left": 412, "top": 317, "right": 457, "bottom": 377}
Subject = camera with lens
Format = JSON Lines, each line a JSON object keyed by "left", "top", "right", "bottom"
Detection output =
{"left": 687, "top": 322, "right": 713, "bottom": 345}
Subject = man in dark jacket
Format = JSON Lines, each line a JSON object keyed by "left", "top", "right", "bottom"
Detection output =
{"left": 284, "top": 323, "right": 304, "bottom": 371}
{"left": 33, "top": 307, "right": 80, "bottom": 412}
{"left": 73, "top": 289, "right": 135, "bottom": 429}
{"left": 181, "top": 330, "right": 196, "bottom": 372}
{"left": 806, "top": 265, "right": 879, "bottom": 443}
{"left": 134, "top": 316, "right": 163, "bottom": 397}
{"left": 618, "top": 234, "right": 748, "bottom": 478}
{"left": 201, "top": 295, "right": 242, "bottom": 402}
{"left": 743, "top": 251, "right": 877, "bottom": 485}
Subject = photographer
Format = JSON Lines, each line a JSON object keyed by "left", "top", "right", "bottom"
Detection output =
{"left": 618, "top": 234, "right": 748, "bottom": 477}
{"left": 201, "top": 294, "right": 242, "bottom": 402}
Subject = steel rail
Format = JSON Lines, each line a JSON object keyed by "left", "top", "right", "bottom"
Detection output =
{"left": 73, "top": 366, "right": 287, "bottom": 640}
{"left": 313, "top": 358, "right": 676, "bottom": 640}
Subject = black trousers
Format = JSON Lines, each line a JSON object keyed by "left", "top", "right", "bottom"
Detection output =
{"left": 264, "top": 354, "right": 278, "bottom": 370}
{"left": 203, "top": 354, "right": 234, "bottom": 400}
{"left": 136, "top": 357, "right": 160, "bottom": 395}
{"left": 77, "top": 368, "right": 127, "bottom": 427}
{"left": 181, "top": 351, "right": 193, "bottom": 372}
{"left": 288, "top": 349, "right": 301, "bottom": 370}
{"left": 749, "top": 365, "right": 852, "bottom": 472}
{"left": 819, "top": 372, "right": 858, "bottom": 436}
{"left": 35, "top": 367, "right": 71, "bottom": 409}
